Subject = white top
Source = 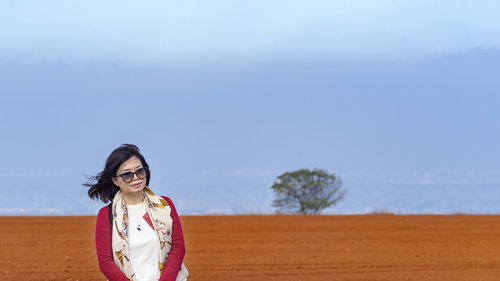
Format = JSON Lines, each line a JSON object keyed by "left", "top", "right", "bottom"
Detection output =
{"left": 127, "top": 203, "right": 160, "bottom": 281}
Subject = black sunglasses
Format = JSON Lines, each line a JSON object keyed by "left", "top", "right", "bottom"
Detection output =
{"left": 114, "top": 167, "right": 146, "bottom": 183}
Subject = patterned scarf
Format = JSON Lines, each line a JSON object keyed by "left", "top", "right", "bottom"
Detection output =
{"left": 111, "top": 187, "right": 187, "bottom": 280}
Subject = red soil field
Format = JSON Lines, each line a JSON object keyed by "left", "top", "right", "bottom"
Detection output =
{"left": 1, "top": 215, "right": 500, "bottom": 281}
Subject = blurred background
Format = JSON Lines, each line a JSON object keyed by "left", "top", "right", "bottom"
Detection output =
{"left": 1, "top": 0, "right": 499, "bottom": 215}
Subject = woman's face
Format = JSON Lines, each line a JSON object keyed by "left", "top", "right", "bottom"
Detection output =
{"left": 112, "top": 156, "right": 147, "bottom": 196}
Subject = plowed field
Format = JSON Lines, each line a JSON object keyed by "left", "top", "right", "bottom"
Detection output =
{"left": 1, "top": 215, "right": 499, "bottom": 280}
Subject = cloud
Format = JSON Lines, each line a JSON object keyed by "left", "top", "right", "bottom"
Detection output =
{"left": 342, "top": 169, "right": 500, "bottom": 185}
{"left": 200, "top": 169, "right": 274, "bottom": 178}
{"left": 0, "top": 169, "right": 70, "bottom": 178}
{"left": 373, "top": 170, "right": 500, "bottom": 185}
{"left": 1, "top": 0, "right": 500, "bottom": 63}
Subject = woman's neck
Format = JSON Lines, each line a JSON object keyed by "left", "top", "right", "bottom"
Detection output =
{"left": 123, "top": 192, "right": 143, "bottom": 205}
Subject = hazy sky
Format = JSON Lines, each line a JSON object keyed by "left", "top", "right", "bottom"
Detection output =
{"left": 1, "top": 1, "right": 499, "bottom": 214}
{"left": 1, "top": 0, "right": 500, "bottom": 63}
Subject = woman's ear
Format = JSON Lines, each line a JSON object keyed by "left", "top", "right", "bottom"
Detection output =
{"left": 111, "top": 176, "right": 119, "bottom": 187}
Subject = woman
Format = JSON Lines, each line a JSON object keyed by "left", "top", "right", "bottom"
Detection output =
{"left": 84, "top": 144, "right": 188, "bottom": 281}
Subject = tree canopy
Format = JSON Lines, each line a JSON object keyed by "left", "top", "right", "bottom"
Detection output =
{"left": 271, "top": 168, "right": 346, "bottom": 214}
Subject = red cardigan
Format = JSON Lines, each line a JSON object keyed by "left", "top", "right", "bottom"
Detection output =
{"left": 95, "top": 196, "right": 185, "bottom": 281}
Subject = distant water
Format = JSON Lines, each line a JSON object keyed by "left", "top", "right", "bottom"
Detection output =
{"left": 1, "top": 170, "right": 500, "bottom": 215}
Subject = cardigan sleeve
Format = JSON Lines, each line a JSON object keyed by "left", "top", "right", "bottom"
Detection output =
{"left": 159, "top": 197, "right": 186, "bottom": 281}
{"left": 95, "top": 205, "right": 130, "bottom": 281}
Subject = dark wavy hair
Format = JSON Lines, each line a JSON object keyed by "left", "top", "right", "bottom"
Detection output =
{"left": 83, "top": 144, "right": 151, "bottom": 203}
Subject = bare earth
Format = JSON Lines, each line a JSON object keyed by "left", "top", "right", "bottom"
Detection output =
{"left": 1, "top": 215, "right": 500, "bottom": 281}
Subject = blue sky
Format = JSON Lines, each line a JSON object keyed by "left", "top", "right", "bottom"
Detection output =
{"left": 0, "top": 1, "right": 499, "bottom": 215}
{"left": 1, "top": 0, "right": 500, "bottom": 63}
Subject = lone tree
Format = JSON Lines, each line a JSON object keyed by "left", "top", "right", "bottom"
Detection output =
{"left": 271, "top": 168, "right": 346, "bottom": 214}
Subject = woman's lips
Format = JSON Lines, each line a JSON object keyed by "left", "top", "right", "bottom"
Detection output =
{"left": 131, "top": 182, "right": 142, "bottom": 188}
